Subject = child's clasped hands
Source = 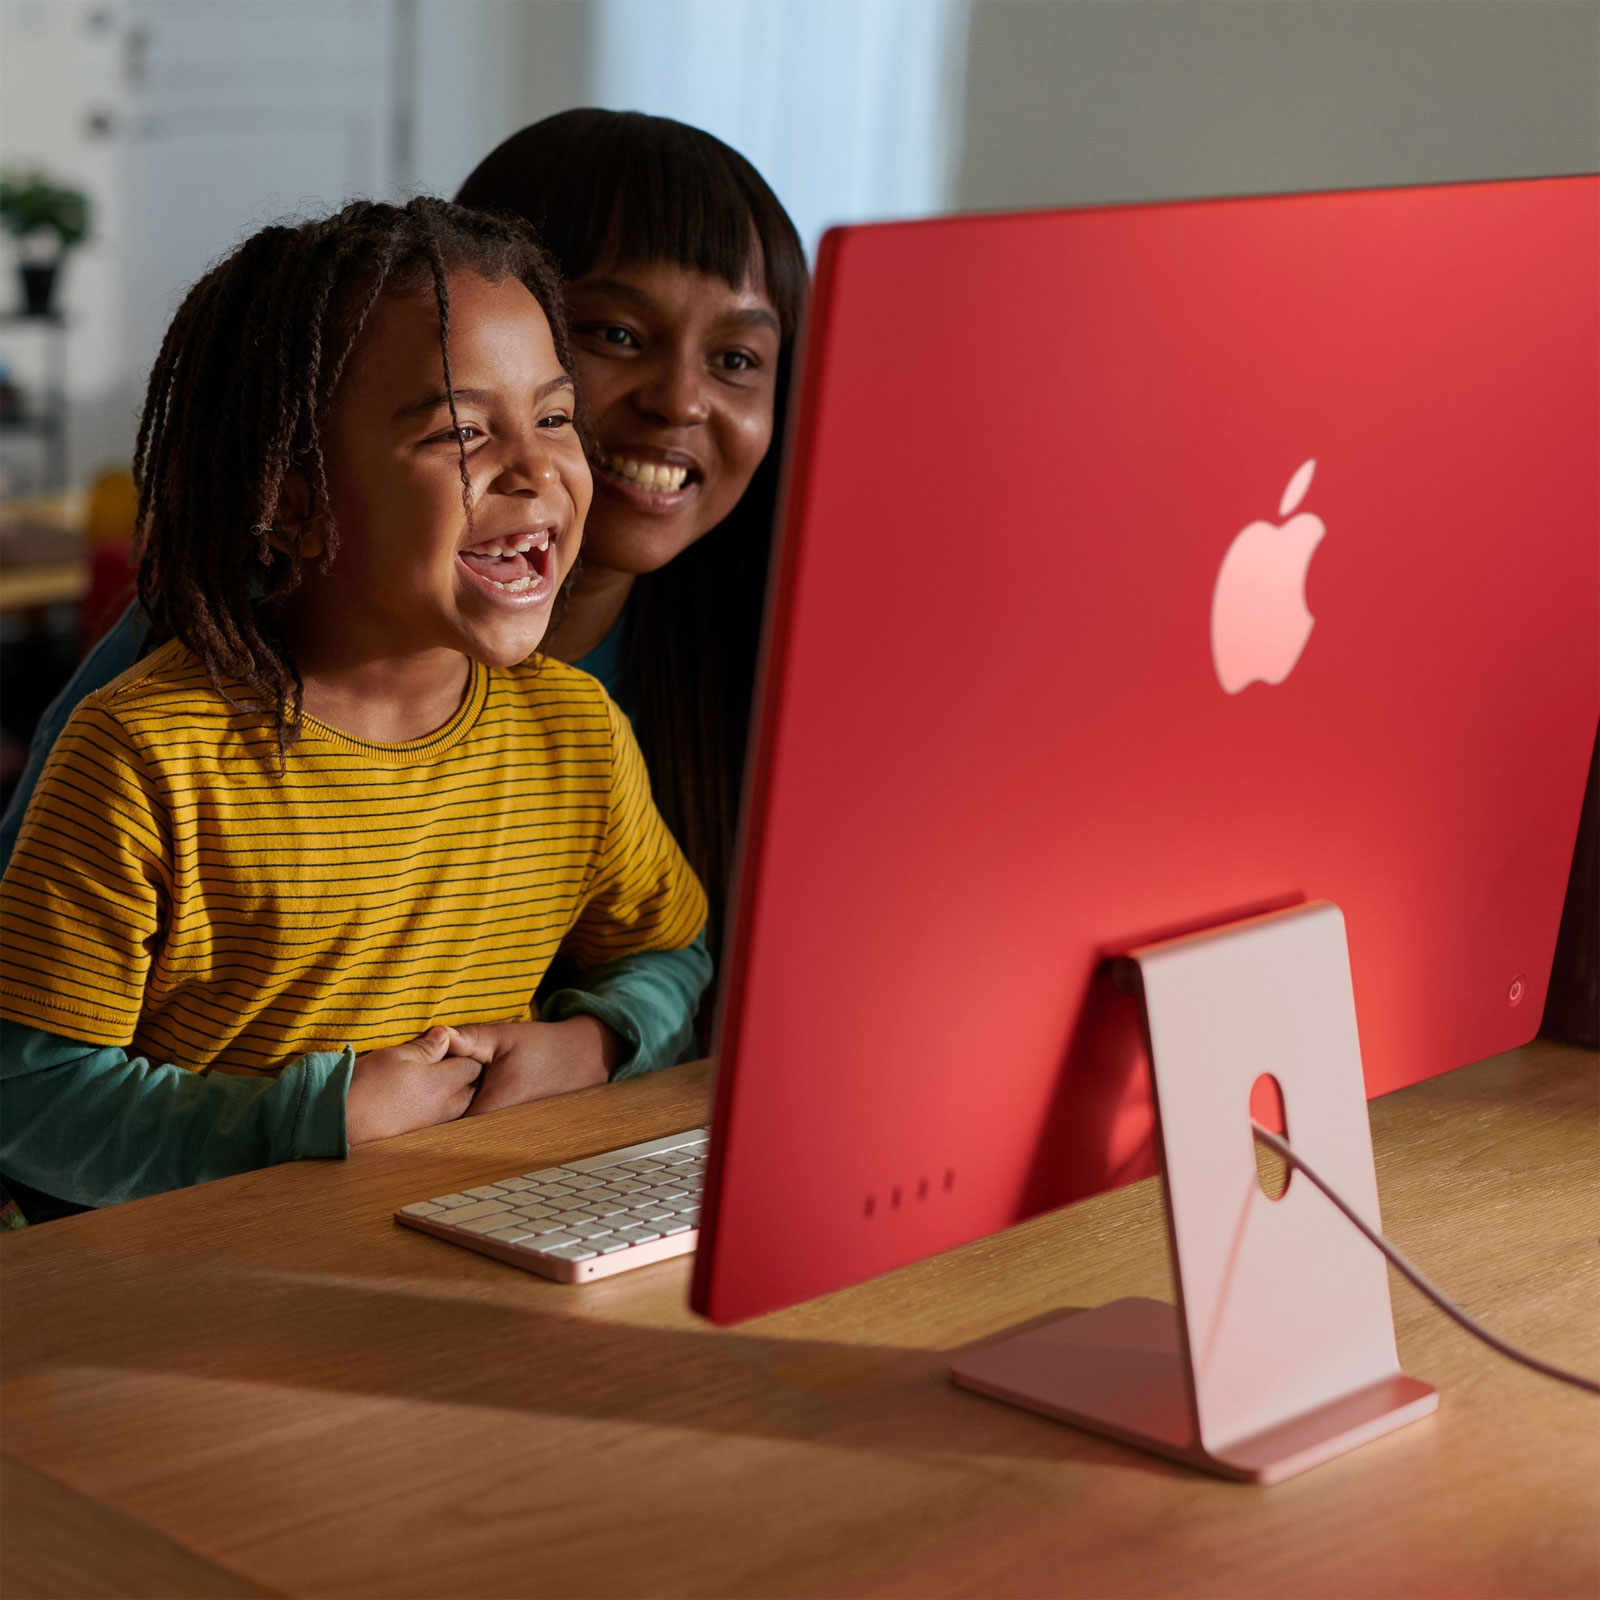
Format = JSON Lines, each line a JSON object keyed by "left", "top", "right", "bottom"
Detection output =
{"left": 345, "top": 1017, "right": 623, "bottom": 1144}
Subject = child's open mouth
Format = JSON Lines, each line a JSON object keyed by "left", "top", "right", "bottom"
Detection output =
{"left": 457, "top": 528, "right": 555, "bottom": 600}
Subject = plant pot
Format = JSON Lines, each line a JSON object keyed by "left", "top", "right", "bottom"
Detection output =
{"left": 19, "top": 262, "right": 58, "bottom": 317}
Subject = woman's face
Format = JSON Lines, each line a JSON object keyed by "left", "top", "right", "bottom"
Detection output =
{"left": 565, "top": 257, "right": 783, "bottom": 574}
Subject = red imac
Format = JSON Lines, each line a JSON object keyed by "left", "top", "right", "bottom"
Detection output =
{"left": 688, "top": 177, "right": 1598, "bottom": 1477}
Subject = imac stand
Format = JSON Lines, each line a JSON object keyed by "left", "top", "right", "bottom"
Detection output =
{"left": 950, "top": 901, "right": 1438, "bottom": 1484}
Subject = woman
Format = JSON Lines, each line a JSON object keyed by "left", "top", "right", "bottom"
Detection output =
{"left": 2, "top": 109, "right": 807, "bottom": 973}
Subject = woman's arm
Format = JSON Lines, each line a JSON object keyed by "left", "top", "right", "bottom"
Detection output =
{"left": 0, "top": 602, "right": 145, "bottom": 875}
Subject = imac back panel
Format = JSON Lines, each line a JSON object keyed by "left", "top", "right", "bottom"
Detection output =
{"left": 692, "top": 177, "right": 1599, "bottom": 1325}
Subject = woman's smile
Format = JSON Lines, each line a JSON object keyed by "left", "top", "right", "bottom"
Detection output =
{"left": 594, "top": 445, "right": 704, "bottom": 513}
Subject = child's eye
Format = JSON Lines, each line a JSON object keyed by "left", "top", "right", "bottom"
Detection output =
{"left": 714, "top": 349, "right": 759, "bottom": 373}
{"left": 425, "top": 424, "right": 481, "bottom": 446}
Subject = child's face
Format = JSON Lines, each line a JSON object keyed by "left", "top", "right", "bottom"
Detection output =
{"left": 314, "top": 271, "right": 590, "bottom": 669}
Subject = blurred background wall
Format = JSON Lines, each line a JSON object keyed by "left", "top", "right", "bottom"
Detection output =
{"left": 0, "top": 0, "right": 1596, "bottom": 494}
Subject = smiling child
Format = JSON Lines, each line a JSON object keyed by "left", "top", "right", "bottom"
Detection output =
{"left": 0, "top": 199, "right": 709, "bottom": 1211}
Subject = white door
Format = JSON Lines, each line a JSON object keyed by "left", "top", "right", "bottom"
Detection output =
{"left": 118, "top": 0, "right": 400, "bottom": 386}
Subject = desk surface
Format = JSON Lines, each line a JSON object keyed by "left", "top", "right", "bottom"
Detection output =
{"left": 2, "top": 1040, "right": 1595, "bottom": 1599}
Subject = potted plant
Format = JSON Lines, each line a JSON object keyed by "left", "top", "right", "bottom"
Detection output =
{"left": 0, "top": 170, "right": 91, "bottom": 317}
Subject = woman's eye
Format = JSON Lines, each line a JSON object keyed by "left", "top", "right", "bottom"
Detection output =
{"left": 538, "top": 411, "right": 573, "bottom": 430}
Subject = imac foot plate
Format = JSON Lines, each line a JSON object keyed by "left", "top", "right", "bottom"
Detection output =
{"left": 951, "top": 1297, "right": 1437, "bottom": 1483}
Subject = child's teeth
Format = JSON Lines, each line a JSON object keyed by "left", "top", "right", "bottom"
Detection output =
{"left": 488, "top": 575, "right": 535, "bottom": 592}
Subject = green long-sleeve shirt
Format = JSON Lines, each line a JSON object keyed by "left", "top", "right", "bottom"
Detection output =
{"left": 0, "top": 932, "right": 709, "bottom": 1212}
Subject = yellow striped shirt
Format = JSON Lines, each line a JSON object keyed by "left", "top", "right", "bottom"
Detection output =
{"left": 0, "top": 641, "right": 706, "bottom": 1074}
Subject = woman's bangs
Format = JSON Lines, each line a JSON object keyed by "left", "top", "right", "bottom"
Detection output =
{"left": 458, "top": 111, "right": 807, "bottom": 342}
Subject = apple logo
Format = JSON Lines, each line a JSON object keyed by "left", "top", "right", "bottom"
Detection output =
{"left": 1211, "top": 458, "right": 1326, "bottom": 694}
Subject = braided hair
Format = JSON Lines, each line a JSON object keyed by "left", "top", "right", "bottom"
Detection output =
{"left": 132, "top": 196, "right": 572, "bottom": 750}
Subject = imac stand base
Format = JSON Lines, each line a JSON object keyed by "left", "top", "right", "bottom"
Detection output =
{"left": 950, "top": 901, "right": 1438, "bottom": 1485}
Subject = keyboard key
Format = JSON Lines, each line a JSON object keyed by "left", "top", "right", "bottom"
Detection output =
{"left": 457, "top": 1214, "right": 520, "bottom": 1235}
{"left": 636, "top": 1209, "right": 676, "bottom": 1224}
{"left": 659, "top": 1220, "right": 693, "bottom": 1236}
{"left": 566, "top": 1222, "right": 615, "bottom": 1240}
{"left": 613, "top": 1225, "right": 662, "bottom": 1244}
{"left": 596, "top": 1238, "right": 632, "bottom": 1254}
{"left": 678, "top": 1208, "right": 701, "bottom": 1225}
{"left": 526, "top": 1167, "right": 570, "bottom": 1182}
{"left": 511, "top": 1203, "right": 558, "bottom": 1221}
{"left": 562, "top": 1129, "right": 708, "bottom": 1173}
{"left": 521, "top": 1232, "right": 579, "bottom": 1251}
{"left": 563, "top": 1174, "right": 604, "bottom": 1190}
{"left": 438, "top": 1199, "right": 512, "bottom": 1225}
{"left": 497, "top": 1177, "right": 535, "bottom": 1191}
{"left": 464, "top": 1185, "right": 508, "bottom": 1200}
{"left": 609, "top": 1178, "right": 649, "bottom": 1194}
{"left": 549, "top": 1195, "right": 591, "bottom": 1213}
{"left": 581, "top": 1200, "right": 629, "bottom": 1218}
{"left": 486, "top": 1224, "right": 541, "bottom": 1243}
{"left": 431, "top": 1193, "right": 476, "bottom": 1208}
{"left": 399, "top": 1201, "right": 445, "bottom": 1217}
{"left": 541, "top": 1243, "right": 599, "bottom": 1262}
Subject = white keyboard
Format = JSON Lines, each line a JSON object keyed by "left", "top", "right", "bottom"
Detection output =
{"left": 394, "top": 1127, "right": 708, "bottom": 1283}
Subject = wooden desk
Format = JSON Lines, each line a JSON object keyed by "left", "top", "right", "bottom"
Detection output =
{"left": 2, "top": 1041, "right": 1595, "bottom": 1598}
{"left": 0, "top": 495, "right": 88, "bottom": 614}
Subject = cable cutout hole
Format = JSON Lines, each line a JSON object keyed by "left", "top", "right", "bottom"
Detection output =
{"left": 1249, "top": 1072, "right": 1290, "bottom": 1201}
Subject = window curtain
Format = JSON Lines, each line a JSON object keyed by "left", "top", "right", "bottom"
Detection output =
{"left": 592, "top": 0, "right": 971, "bottom": 255}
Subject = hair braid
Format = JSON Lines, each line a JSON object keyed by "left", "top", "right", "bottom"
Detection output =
{"left": 419, "top": 231, "right": 476, "bottom": 535}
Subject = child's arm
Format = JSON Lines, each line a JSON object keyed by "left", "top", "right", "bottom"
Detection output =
{"left": 0, "top": 1018, "right": 349, "bottom": 1207}
{"left": 451, "top": 933, "right": 712, "bottom": 1114}
{"left": 1, "top": 1020, "right": 482, "bottom": 1209}
{"left": 0, "top": 697, "right": 482, "bottom": 1203}
{"left": 539, "top": 931, "right": 712, "bottom": 1079}
{"left": 459, "top": 697, "right": 711, "bottom": 1114}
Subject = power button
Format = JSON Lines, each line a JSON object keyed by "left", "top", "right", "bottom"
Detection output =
{"left": 1506, "top": 973, "right": 1528, "bottom": 1008}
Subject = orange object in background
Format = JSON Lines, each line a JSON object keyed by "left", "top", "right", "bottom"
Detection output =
{"left": 79, "top": 468, "right": 138, "bottom": 652}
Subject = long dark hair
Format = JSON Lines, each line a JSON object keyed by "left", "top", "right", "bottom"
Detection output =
{"left": 133, "top": 197, "right": 572, "bottom": 750}
{"left": 458, "top": 110, "right": 809, "bottom": 965}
